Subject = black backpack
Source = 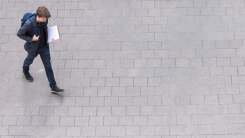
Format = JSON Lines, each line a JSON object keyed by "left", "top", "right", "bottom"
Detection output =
{"left": 20, "top": 12, "right": 34, "bottom": 27}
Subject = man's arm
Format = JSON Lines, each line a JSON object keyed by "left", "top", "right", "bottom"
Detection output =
{"left": 17, "top": 21, "right": 33, "bottom": 42}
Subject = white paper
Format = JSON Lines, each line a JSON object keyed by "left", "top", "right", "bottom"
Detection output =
{"left": 47, "top": 25, "right": 60, "bottom": 43}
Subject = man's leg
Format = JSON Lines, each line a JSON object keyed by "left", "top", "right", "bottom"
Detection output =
{"left": 39, "top": 47, "right": 63, "bottom": 92}
{"left": 23, "top": 50, "right": 37, "bottom": 82}
{"left": 39, "top": 47, "right": 56, "bottom": 87}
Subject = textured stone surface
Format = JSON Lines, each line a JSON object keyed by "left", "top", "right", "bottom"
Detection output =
{"left": 0, "top": 0, "right": 245, "bottom": 137}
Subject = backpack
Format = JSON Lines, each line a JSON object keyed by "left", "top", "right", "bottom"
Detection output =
{"left": 21, "top": 12, "right": 34, "bottom": 27}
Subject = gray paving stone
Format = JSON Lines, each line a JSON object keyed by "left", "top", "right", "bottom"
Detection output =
{"left": 1, "top": 0, "right": 245, "bottom": 137}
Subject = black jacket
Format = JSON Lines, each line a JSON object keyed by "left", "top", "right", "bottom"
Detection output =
{"left": 17, "top": 13, "right": 49, "bottom": 47}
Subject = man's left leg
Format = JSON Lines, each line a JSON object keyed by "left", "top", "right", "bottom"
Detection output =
{"left": 39, "top": 46, "right": 64, "bottom": 93}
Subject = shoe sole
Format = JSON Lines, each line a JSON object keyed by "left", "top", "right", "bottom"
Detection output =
{"left": 51, "top": 90, "right": 64, "bottom": 95}
{"left": 23, "top": 74, "right": 34, "bottom": 82}
{"left": 26, "top": 79, "right": 34, "bottom": 82}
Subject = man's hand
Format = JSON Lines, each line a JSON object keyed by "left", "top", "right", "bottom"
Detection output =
{"left": 32, "top": 34, "right": 39, "bottom": 42}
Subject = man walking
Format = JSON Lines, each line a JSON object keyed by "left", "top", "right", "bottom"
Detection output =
{"left": 17, "top": 6, "right": 64, "bottom": 93}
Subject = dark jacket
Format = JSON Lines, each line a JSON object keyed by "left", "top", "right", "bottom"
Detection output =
{"left": 17, "top": 13, "right": 49, "bottom": 48}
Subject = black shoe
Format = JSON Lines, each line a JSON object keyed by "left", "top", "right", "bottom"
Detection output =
{"left": 51, "top": 85, "right": 64, "bottom": 94}
{"left": 23, "top": 71, "right": 34, "bottom": 82}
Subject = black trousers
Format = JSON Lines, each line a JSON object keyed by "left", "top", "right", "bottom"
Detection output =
{"left": 23, "top": 44, "right": 56, "bottom": 88}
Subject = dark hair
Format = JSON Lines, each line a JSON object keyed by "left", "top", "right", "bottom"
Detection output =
{"left": 36, "top": 6, "right": 51, "bottom": 18}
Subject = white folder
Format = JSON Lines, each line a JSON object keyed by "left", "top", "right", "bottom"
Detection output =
{"left": 47, "top": 25, "right": 60, "bottom": 43}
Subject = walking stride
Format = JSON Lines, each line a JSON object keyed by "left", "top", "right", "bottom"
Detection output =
{"left": 17, "top": 6, "right": 64, "bottom": 93}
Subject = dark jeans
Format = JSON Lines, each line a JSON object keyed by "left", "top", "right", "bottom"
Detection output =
{"left": 23, "top": 44, "right": 56, "bottom": 88}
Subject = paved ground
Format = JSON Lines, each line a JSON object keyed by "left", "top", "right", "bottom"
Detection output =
{"left": 0, "top": 0, "right": 245, "bottom": 137}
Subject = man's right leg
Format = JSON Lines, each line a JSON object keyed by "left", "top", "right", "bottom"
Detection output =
{"left": 23, "top": 51, "right": 37, "bottom": 82}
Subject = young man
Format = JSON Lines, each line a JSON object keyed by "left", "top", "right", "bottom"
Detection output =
{"left": 17, "top": 6, "right": 64, "bottom": 93}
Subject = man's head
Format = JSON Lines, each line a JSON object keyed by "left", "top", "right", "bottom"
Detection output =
{"left": 36, "top": 6, "right": 51, "bottom": 23}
